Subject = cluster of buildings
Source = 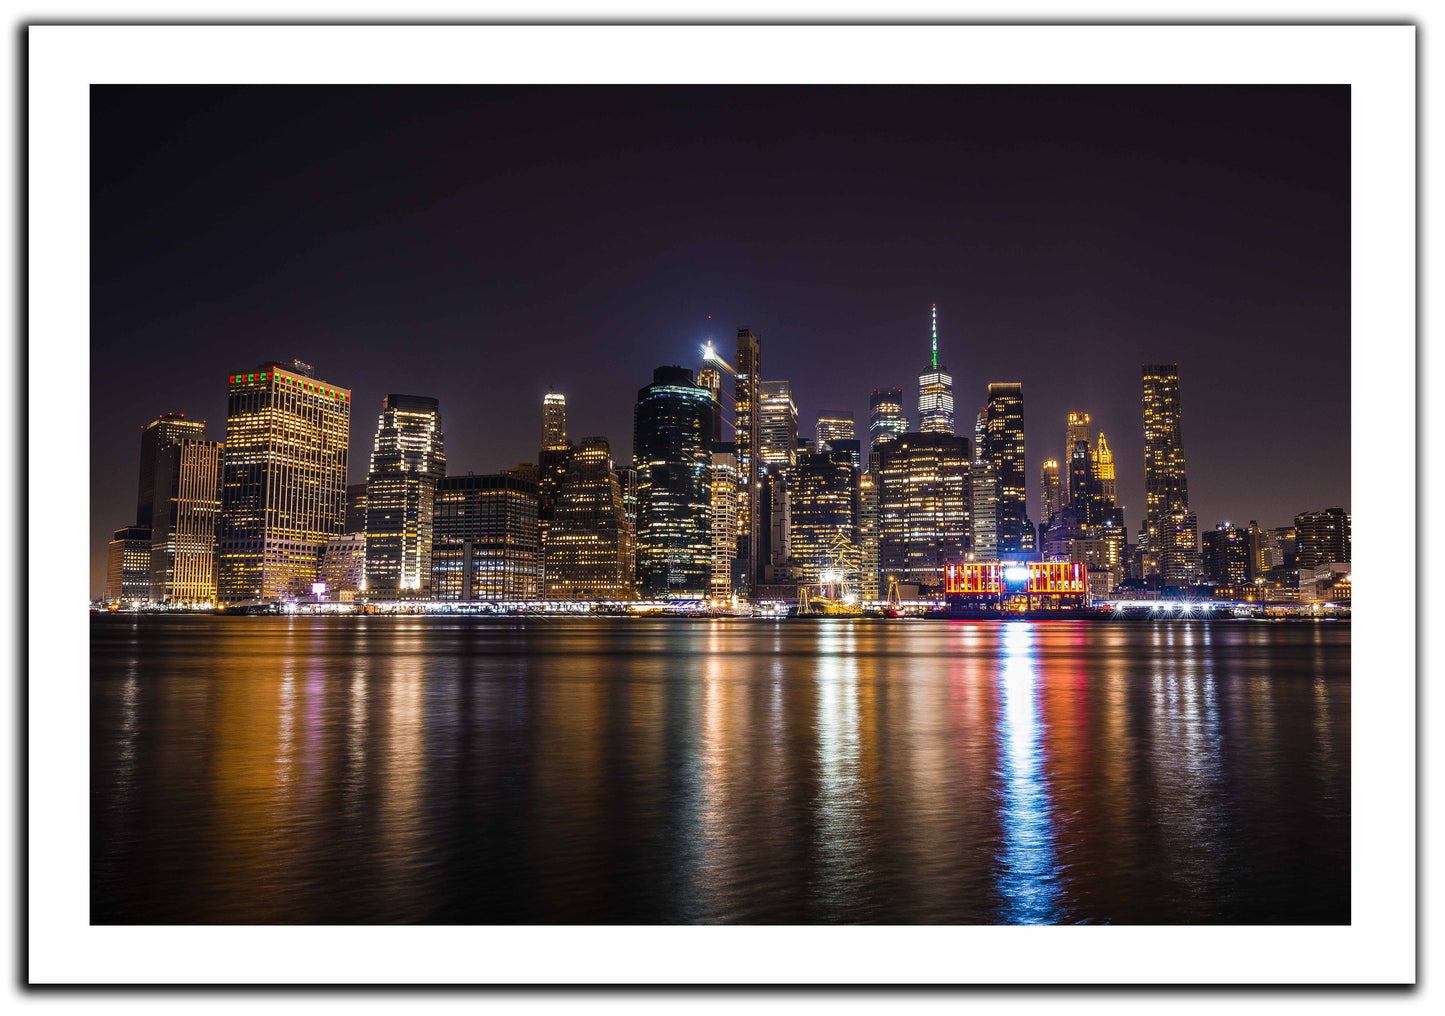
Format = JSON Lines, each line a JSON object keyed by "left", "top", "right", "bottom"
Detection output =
{"left": 103, "top": 313, "right": 1351, "bottom": 609}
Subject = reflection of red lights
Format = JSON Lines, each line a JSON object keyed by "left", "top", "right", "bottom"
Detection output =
{"left": 944, "top": 562, "right": 1088, "bottom": 595}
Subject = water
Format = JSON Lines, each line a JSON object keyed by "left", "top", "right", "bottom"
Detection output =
{"left": 90, "top": 615, "right": 1350, "bottom": 924}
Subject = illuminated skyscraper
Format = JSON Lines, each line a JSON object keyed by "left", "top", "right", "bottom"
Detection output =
{"left": 917, "top": 305, "right": 955, "bottom": 435}
{"left": 635, "top": 366, "right": 714, "bottom": 598}
{"left": 364, "top": 394, "right": 446, "bottom": 598}
{"left": 1093, "top": 432, "right": 1117, "bottom": 505}
{"left": 971, "top": 461, "right": 999, "bottom": 562}
{"left": 790, "top": 448, "right": 860, "bottom": 588}
{"left": 735, "top": 328, "right": 762, "bottom": 585}
{"left": 858, "top": 469, "right": 881, "bottom": 599}
{"left": 148, "top": 438, "right": 223, "bottom": 603}
{"left": 982, "top": 383, "right": 1032, "bottom": 558}
{"left": 344, "top": 482, "right": 368, "bottom": 535}
{"left": 1064, "top": 411, "right": 1090, "bottom": 502}
{"left": 544, "top": 436, "right": 634, "bottom": 600}
{"left": 136, "top": 412, "right": 205, "bottom": 530}
{"left": 217, "top": 360, "right": 350, "bottom": 603}
{"left": 431, "top": 473, "right": 540, "bottom": 601}
{"left": 1141, "top": 364, "right": 1197, "bottom": 583}
{"left": 707, "top": 440, "right": 740, "bottom": 598}
{"left": 1202, "top": 522, "right": 1254, "bottom": 586}
{"left": 758, "top": 380, "right": 799, "bottom": 470}
{"left": 1040, "top": 459, "right": 1062, "bottom": 530}
{"left": 697, "top": 366, "right": 724, "bottom": 442}
{"left": 877, "top": 431, "right": 972, "bottom": 591}
{"left": 973, "top": 409, "right": 987, "bottom": 464}
{"left": 1295, "top": 507, "right": 1351, "bottom": 567}
{"left": 105, "top": 526, "right": 152, "bottom": 605}
{"left": 542, "top": 391, "right": 568, "bottom": 451}
{"left": 816, "top": 409, "right": 855, "bottom": 450}
{"left": 869, "top": 388, "right": 908, "bottom": 449}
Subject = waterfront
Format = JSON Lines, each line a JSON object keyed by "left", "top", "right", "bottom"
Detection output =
{"left": 90, "top": 615, "right": 1350, "bottom": 924}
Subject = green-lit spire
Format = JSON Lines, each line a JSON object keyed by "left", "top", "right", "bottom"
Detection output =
{"left": 931, "top": 303, "right": 938, "bottom": 370}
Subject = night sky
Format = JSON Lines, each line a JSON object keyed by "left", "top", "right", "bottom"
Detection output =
{"left": 90, "top": 85, "right": 1350, "bottom": 595}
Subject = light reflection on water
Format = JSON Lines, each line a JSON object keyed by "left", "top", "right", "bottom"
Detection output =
{"left": 90, "top": 615, "right": 1350, "bottom": 925}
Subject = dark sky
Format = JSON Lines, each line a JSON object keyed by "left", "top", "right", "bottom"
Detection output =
{"left": 90, "top": 85, "right": 1350, "bottom": 595}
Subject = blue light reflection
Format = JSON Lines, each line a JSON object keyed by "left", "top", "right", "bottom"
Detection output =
{"left": 996, "top": 622, "right": 1064, "bottom": 923}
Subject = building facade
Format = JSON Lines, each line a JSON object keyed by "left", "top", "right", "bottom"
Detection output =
{"left": 878, "top": 431, "right": 972, "bottom": 591}
{"left": 364, "top": 394, "right": 446, "bottom": 598}
{"left": 431, "top": 473, "right": 541, "bottom": 601}
{"left": 635, "top": 366, "right": 714, "bottom": 598}
{"left": 735, "top": 328, "right": 762, "bottom": 586}
{"left": 858, "top": 468, "right": 881, "bottom": 599}
{"left": 758, "top": 380, "right": 799, "bottom": 470}
{"left": 1295, "top": 507, "right": 1351, "bottom": 568}
{"left": 707, "top": 441, "right": 740, "bottom": 598}
{"left": 790, "top": 448, "right": 860, "bottom": 588}
{"left": 1141, "top": 363, "right": 1198, "bottom": 584}
{"left": 105, "top": 526, "right": 152, "bottom": 604}
{"left": 982, "top": 382, "right": 1033, "bottom": 558}
{"left": 1040, "top": 459, "right": 1062, "bottom": 531}
{"left": 971, "top": 461, "right": 1000, "bottom": 562}
{"left": 816, "top": 409, "right": 855, "bottom": 451}
{"left": 217, "top": 360, "right": 350, "bottom": 603}
{"left": 320, "top": 532, "right": 367, "bottom": 599}
{"left": 1202, "top": 522, "right": 1254, "bottom": 587}
{"left": 544, "top": 436, "right": 634, "bottom": 600}
{"left": 148, "top": 438, "right": 223, "bottom": 603}
{"left": 869, "top": 387, "right": 908, "bottom": 449}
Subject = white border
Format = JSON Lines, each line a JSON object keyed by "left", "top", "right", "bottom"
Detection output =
{"left": 30, "top": 23, "right": 1415, "bottom": 984}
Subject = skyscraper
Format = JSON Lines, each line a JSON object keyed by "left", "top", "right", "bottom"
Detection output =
{"left": 790, "top": 448, "right": 860, "bottom": 588}
{"left": 105, "top": 526, "right": 152, "bottom": 605}
{"left": 735, "top": 328, "right": 762, "bottom": 586}
{"left": 1202, "top": 522, "right": 1254, "bottom": 586}
{"left": 135, "top": 412, "right": 205, "bottom": 530}
{"left": 542, "top": 391, "right": 568, "bottom": 451}
{"left": 858, "top": 468, "right": 881, "bottom": 599}
{"left": 869, "top": 388, "right": 908, "bottom": 449}
{"left": 816, "top": 409, "right": 855, "bottom": 450}
{"left": 1040, "top": 459, "right": 1062, "bottom": 530}
{"left": 431, "top": 473, "right": 541, "bottom": 601}
{"left": 635, "top": 366, "right": 714, "bottom": 599}
{"left": 1141, "top": 364, "right": 1197, "bottom": 584}
{"left": 217, "top": 360, "right": 350, "bottom": 603}
{"left": 917, "top": 305, "right": 955, "bottom": 435}
{"left": 697, "top": 366, "right": 724, "bottom": 442}
{"left": 877, "top": 431, "right": 972, "bottom": 591}
{"left": 983, "top": 383, "right": 1032, "bottom": 558}
{"left": 1064, "top": 411, "right": 1091, "bottom": 502}
{"left": 971, "top": 461, "right": 1000, "bottom": 562}
{"left": 344, "top": 482, "right": 369, "bottom": 535}
{"left": 365, "top": 394, "right": 446, "bottom": 597}
{"left": 758, "top": 380, "right": 799, "bottom": 470}
{"left": 707, "top": 440, "right": 740, "bottom": 598}
{"left": 1295, "top": 507, "right": 1351, "bottom": 567}
{"left": 148, "top": 437, "right": 223, "bottom": 603}
{"left": 543, "top": 436, "right": 634, "bottom": 600}
{"left": 1093, "top": 432, "right": 1117, "bottom": 505}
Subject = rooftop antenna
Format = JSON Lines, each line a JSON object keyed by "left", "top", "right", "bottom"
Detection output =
{"left": 931, "top": 303, "right": 938, "bottom": 371}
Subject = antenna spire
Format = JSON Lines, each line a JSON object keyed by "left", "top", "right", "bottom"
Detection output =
{"left": 931, "top": 304, "right": 938, "bottom": 370}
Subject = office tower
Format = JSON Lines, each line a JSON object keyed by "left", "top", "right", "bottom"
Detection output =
{"left": 438, "top": 478, "right": 528, "bottom": 600}
{"left": 971, "top": 461, "right": 1000, "bottom": 562}
{"left": 105, "top": 526, "right": 152, "bottom": 604}
{"left": 983, "top": 383, "right": 1032, "bottom": 558}
{"left": 816, "top": 409, "right": 855, "bottom": 450}
{"left": 344, "top": 482, "right": 368, "bottom": 535}
{"left": 542, "top": 391, "right": 568, "bottom": 450}
{"left": 430, "top": 473, "right": 541, "bottom": 601}
{"left": 320, "top": 533, "right": 367, "bottom": 599}
{"left": 1141, "top": 364, "right": 1197, "bottom": 583}
{"left": 1161, "top": 510, "right": 1200, "bottom": 586}
{"left": 148, "top": 438, "right": 223, "bottom": 603}
{"left": 763, "top": 468, "right": 792, "bottom": 571}
{"left": 869, "top": 388, "right": 908, "bottom": 449}
{"left": 858, "top": 469, "right": 881, "bottom": 599}
{"left": 1202, "top": 522, "right": 1253, "bottom": 586}
{"left": 508, "top": 462, "right": 539, "bottom": 485}
{"left": 707, "top": 441, "right": 739, "bottom": 598}
{"left": 829, "top": 437, "right": 862, "bottom": 471}
{"left": 974, "top": 409, "right": 987, "bottom": 464}
{"left": 790, "top": 448, "right": 860, "bottom": 588}
{"left": 135, "top": 412, "right": 206, "bottom": 530}
{"left": 1064, "top": 411, "right": 1090, "bottom": 501}
{"left": 735, "top": 328, "right": 762, "bottom": 586}
{"left": 877, "top": 432, "right": 972, "bottom": 591}
{"left": 1295, "top": 507, "right": 1351, "bottom": 567}
{"left": 1068, "top": 439, "right": 1094, "bottom": 521}
{"left": 217, "top": 360, "right": 350, "bottom": 603}
{"left": 917, "top": 304, "right": 956, "bottom": 435}
{"left": 1093, "top": 433, "right": 1117, "bottom": 505}
{"left": 1040, "top": 459, "right": 1062, "bottom": 530}
{"left": 543, "top": 436, "right": 634, "bottom": 600}
{"left": 364, "top": 394, "right": 446, "bottom": 598}
{"left": 634, "top": 366, "right": 714, "bottom": 598}
{"left": 758, "top": 380, "right": 799, "bottom": 470}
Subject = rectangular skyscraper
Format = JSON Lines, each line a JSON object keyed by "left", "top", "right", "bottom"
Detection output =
{"left": 217, "top": 361, "right": 351, "bottom": 603}
{"left": 758, "top": 380, "right": 799, "bottom": 470}
{"left": 983, "top": 383, "right": 1032, "bottom": 559}
{"left": 1141, "top": 364, "right": 1198, "bottom": 584}
{"left": 735, "top": 328, "right": 762, "bottom": 586}
{"left": 635, "top": 366, "right": 714, "bottom": 599}
{"left": 148, "top": 438, "right": 223, "bottom": 603}
{"left": 365, "top": 394, "right": 446, "bottom": 598}
{"left": 877, "top": 431, "right": 972, "bottom": 592}
{"left": 869, "top": 388, "right": 908, "bottom": 449}
{"left": 816, "top": 409, "right": 855, "bottom": 450}
{"left": 431, "top": 473, "right": 541, "bottom": 601}
{"left": 136, "top": 413, "right": 204, "bottom": 530}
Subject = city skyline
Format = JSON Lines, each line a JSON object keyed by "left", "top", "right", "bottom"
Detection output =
{"left": 90, "top": 86, "right": 1350, "bottom": 593}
